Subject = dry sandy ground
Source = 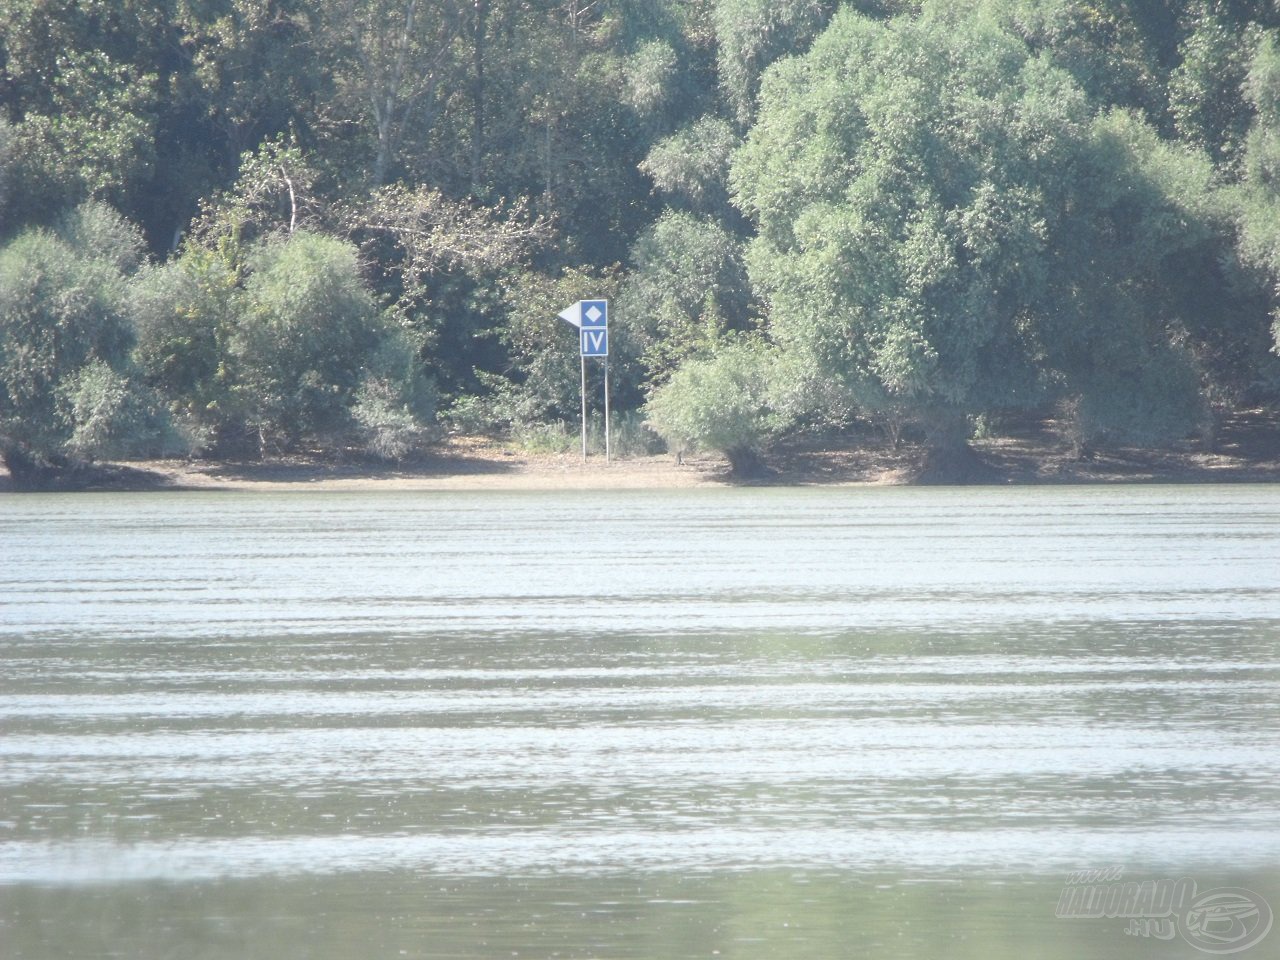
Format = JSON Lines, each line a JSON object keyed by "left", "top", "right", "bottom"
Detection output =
{"left": 3, "top": 412, "right": 1279, "bottom": 493}
{"left": 131, "top": 445, "right": 731, "bottom": 492}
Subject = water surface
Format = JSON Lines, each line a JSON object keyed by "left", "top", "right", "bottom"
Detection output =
{"left": 2, "top": 486, "right": 1278, "bottom": 958}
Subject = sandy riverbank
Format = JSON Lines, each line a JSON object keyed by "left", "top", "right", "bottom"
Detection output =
{"left": 127, "top": 445, "right": 731, "bottom": 492}
{"left": 3, "top": 410, "right": 1280, "bottom": 492}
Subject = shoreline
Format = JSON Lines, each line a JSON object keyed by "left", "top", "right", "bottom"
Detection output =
{"left": 4, "top": 413, "right": 1280, "bottom": 493}
{"left": 119, "top": 448, "right": 733, "bottom": 493}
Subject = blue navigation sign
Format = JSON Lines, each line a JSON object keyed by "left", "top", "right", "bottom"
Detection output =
{"left": 557, "top": 298, "right": 612, "bottom": 460}
{"left": 581, "top": 327, "right": 608, "bottom": 357}
{"left": 558, "top": 299, "right": 608, "bottom": 330}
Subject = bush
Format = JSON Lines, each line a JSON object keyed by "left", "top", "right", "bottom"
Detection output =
{"left": 60, "top": 361, "right": 181, "bottom": 459}
{"left": 0, "top": 227, "right": 136, "bottom": 474}
{"left": 644, "top": 338, "right": 791, "bottom": 475}
{"left": 352, "top": 374, "right": 434, "bottom": 461}
{"left": 57, "top": 201, "right": 147, "bottom": 273}
{"left": 129, "top": 248, "right": 240, "bottom": 453}
{"left": 510, "top": 419, "right": 578, "bottom": 454}
{"left": 604, "top": 409, "right": 666, "bottom": 457}
{"left": 234, "top": 231, "right": 382, "bottom": 447}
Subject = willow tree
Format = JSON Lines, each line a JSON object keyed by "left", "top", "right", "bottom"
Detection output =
{"left": 1237, "top": 29, "right": 1280, "bottom": 374}
{"left": 0, "top": 205, "right": 174, "bottom": 484}
{"left": 731, "top": 2, "right": 1220, "bottom": 472}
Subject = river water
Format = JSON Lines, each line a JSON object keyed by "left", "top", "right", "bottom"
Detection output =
{"left": 2, "top": 486, "right": 1278, "bottom": 958}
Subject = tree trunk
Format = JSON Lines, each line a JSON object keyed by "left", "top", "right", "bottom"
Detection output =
{"left": 1, "top": 443, "right": 54, "bottom": 490}
{"left": 914, "top": 409, "right": 995, "bottom": 484}
{"left": 725, "top": 445, "right": 768, "bottom": 479}
{"left": 471, "top": 0, "right": 488, "bottom": 193}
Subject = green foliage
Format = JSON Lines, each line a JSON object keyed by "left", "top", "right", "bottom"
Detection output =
{"left": 0, "top": 0, "right": 1278, "bottom": 478}
{"left": 1075, "top": 108, "right": 1266, "bottom": 413}
{"left": 181, "top": 1, "right": 324, "bottom": 160}
{"left": 714, "top": 0, "right": 838, "bottom": 128}
{"left": 605, "top": 409, "right": 667, "bottom": 457}
{"left": 195, "top": 138, "right": 321, "bottom": 246}
{"left": 639, "top": 116, "right": 740, "bottom": 214}
{"left": 319, "top": 0, "right": 465, "bottom": 186}
{"left": 508, "top": 412, "right": 662, "bottom": 458}
{"left": 232, "top": 230, "right": 385, "bottom": 449}
{"left": 351, "top": 377, "right": 426, "bottom": 460}
{"left": 624, "top": 40, "right": 681, "bottom": 123}
{"left": 621, "top": 212, "right": 753, "bottom": 381}
{"left": 1237, "top": 28, "right": 1280, "bottom": 359}
{"left": 354, "top": 325, "right": 438, "bottom": 459}
{"left": 57, "top": 201, "right": 148, "bottom": 274}
{"left": 478, "top": 266, "right": 632, "bottom": 430}
{"left": 511, "top": 419, "right": 578, "bottom": 455}
{"left": 0, "top": 225, "right": 137, "bottom": 466}
{"left": 5, "top": 48, "right": 157, "bottom": 223}
{"left": 129, "top": 245, "right": 242, "bottom": 454}
{"left": 59, "top": 360, "right": 179, "bottom": 460}
{"left": 644, "top": 337, "right": 790, "bottom": 474}
{"left": 132, "top": 225, "right": 436, "bottom": 458}
{"left": 1169, "top": 7, "right": 1261, "bottom": 169}
{"left": 732, "top": 3, "right": 1229, "bottom": 448}
{"left": 734, "top": 7, "right": 1062, "bottom": 422}
{"left": 992, "top": 0, "right": 1165, "bottom": 118}
{"left": 0, "top": 118, "right": 13, "bottom": 225}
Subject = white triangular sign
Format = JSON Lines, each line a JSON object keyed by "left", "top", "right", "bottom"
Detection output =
{"left": 558, "top": 302, "right": 582, "bottom": 328}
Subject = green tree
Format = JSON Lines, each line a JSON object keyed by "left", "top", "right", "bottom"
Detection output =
{"left": 350, "top": 330, "right": 437, "bottom": 460}
{"left": 231, "top": 229, "right": 395, "bottom": 450}
{"left": 59, "top": 359, "right": 174, "bottom": 461}
{"left": 639, "top": 116, "right": 740, "bottom": 215}
{"left": 0, "top": 206, "right": 171, "bottom": 482}
{"left": 129, "top": 243, "right": 244, "bottom": 455}
{"left": 4, "top": 49, "right": 158, "bottom": 226}
{"left": 57, "top": 200, "right": 148, "bottom": 274}
{"left": 1169, "top": 5, "right": 1261, "bottom": 170}
{"left": 1063, "top": 109, "right": 1262, "bottom": 445}
{"left": 194, "top": 136, "right": 323, "bottom": 247}
{"left": 732, "top": 3, "right": 1222, "bottom": 468}
{"left": 182, "top": 0, "right": 328, "bottom": 167}
{"left": 620, "top": 211, "right": 753, "bottom": 381}
{"left": 644, "top": 336, "right": 790, "bottom": 476}
{"left": 1237, "top": 28, "right": 1280, "bottom": 371}
{"left": 734, "top": 6, "right": 1056, "bottom": 453}
{"left": 714, "top": 0, "right": 838, "bottom": 128}
{"left": 321, "top": 0, "right": 466, "bottom": 186}
{"left": 0, "top": 117, "right": 14, "bottom": 224}
{"left": 992, "top": 0, "right": 1166, "bottom": 119}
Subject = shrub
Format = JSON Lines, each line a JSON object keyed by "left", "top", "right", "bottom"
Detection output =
{"left": 644, "top": 338, "right": 791, "bottom": 475}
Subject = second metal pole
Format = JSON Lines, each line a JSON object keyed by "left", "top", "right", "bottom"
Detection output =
{"left": 604, "top": 357, "right": 611, "bottom": 463}
{"left": 580, "top": 354, "right": 587, "bottom": 460}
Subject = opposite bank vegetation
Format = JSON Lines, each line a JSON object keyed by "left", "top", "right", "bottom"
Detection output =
{"left": 5, "top": 1, "right": 1280, "bottom": 488}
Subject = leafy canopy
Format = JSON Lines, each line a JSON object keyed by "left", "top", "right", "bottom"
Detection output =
{"left": 732, "top": 2, "right": 1221, "bottom": 444}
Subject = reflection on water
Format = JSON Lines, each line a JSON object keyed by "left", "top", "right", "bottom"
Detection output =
{"left": 1, "top": 486, "right": 1279, "bottom": 958}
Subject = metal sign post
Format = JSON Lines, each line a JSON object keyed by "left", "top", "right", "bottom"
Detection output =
{"left": 559, "top": 299, "right": 609, "bottom": 461}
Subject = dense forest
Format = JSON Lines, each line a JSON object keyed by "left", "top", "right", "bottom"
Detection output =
{"left": 4, "top": 0, "right": 1280, "bottom": 484}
